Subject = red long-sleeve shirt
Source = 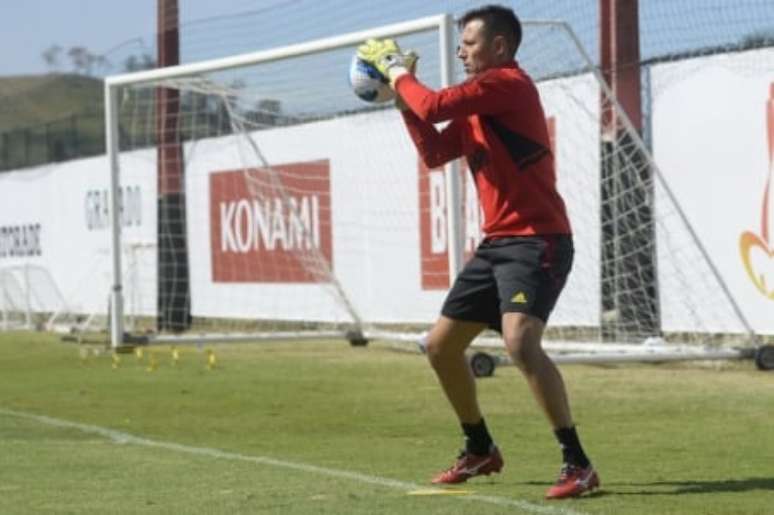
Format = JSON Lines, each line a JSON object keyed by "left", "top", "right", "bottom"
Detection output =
{"left": 396, "top": 61, "right": 571, "bottom": 237}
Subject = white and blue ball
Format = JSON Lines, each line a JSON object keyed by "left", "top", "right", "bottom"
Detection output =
{"left": 348, "top": 55, "right": 395, "bottom": 104}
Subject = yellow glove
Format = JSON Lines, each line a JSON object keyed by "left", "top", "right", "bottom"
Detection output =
{"left": 357, "top": 38, "right": 419, "bottom": 86}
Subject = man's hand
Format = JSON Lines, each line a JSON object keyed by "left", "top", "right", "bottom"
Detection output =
{"left": 357, "top": 39, "right": 418, "bottom": 86}
{"left": 394, "top": 52, "right": 418, "bottom": 111}
{"left": 403, "top": 50, "right": 419, "bottom": 74}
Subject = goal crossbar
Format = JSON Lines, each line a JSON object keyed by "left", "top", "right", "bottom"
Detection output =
{"left": 105, "top": 14, "right": 449, "bottom": 88}
{"left": 104, "top": 13, "right": 460, "bottom": 348}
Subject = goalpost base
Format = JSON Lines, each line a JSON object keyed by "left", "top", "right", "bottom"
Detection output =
{"left": 66, "top": 325, "right": 771, "bottom": 374}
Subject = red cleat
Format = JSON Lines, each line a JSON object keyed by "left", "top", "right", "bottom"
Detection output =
{"left": 431, "top": 446, "right": 504, "bottom": 484}
{"left": 545, "top": 464, "right": 600, "bottom": 499}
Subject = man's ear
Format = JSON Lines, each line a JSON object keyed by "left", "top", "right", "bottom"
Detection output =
{"left": 492, "top": 35, "right": 509, "bottom": 60}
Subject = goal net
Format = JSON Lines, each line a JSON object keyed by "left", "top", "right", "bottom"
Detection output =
{"left": 0, "top": 264, "right": 71, "bottom": 332}
{"left": 103, "top": 15, "right": 757, "bottom": 360}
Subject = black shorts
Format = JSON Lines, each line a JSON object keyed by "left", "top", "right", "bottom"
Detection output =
{"left": 441, "top": 235, "right": 573, "bottom": 332}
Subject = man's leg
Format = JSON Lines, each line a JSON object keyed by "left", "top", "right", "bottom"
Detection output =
{"left": 501, "top": 312, "right": 598, "bottom": 498}
{"left": 500, "top": 312, "right": 571, "bottom": 428}
{"left": 425, "top": 316, "right": 503, "bottom": 484}
{"left": 424, "top": 315, "right": 487, "bottom": 424}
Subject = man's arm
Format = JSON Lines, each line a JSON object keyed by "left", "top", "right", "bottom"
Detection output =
{"left": 395, "top": 71, "right": 527, "bottom": 124}
{"left": 357, "top": 39, "right": 523, "bottom": 123}
{"left": 400, "top": 107, "right": 464, "bottom": 169}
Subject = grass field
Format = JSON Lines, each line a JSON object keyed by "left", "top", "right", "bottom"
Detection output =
{"left": 0, "top": 332, "right": 772, "bottom": 514}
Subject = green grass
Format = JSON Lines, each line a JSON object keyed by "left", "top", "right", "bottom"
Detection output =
{"left": 0, "top": 332, "right": 772, "bottom": 514}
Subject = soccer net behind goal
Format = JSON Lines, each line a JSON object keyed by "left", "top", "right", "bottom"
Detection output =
{"left": 103, "top": 15, "right": 756, "bottom": 360}
{"left": 105, "top": 15, "right": 456, "bottom": 346}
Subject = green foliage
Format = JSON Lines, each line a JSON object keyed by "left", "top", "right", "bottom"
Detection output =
{"left": 123, "top": 53, "right": 156, "bottom": 72}
{"left": 0, "top": 332, "right": 772, "bottom": 514}
{"left": 740, "top": 30, "right": 774, "bottom": 49}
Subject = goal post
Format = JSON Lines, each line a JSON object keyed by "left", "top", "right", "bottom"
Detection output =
{"left": 104, "top": 14, "right": 459, "bottom": 348}
{"left": 102, "top": 13, "right": 759, "bottom": 363}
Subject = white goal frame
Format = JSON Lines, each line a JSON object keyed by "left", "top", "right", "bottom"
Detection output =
{"left": 104, "top": 13, "right": 461, "bottom": 349}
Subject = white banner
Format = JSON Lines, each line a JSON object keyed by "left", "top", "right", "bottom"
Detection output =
{"left": 0, "top": 155, "right": 156, "bottom": 318}
{"left": 651, "top": 48, "right": 774, "bottom": 334}
{"left": 184, "top": 110, "right": 446, "bottom": 324}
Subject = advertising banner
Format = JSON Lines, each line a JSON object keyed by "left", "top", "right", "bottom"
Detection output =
{"left": 651, "top": 48, "right": 774, "bottom": 333}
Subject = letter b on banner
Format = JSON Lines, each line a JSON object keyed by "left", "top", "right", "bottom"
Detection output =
{"left": 419, "top": 160, "right": 481, "bottom": 290}
{"left": 429, "top": 171, "right": 447, "bottom": 254}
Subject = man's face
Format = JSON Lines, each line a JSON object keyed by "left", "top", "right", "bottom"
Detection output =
{"left": 457, "top": 19, "right": 499, "bottom": 76}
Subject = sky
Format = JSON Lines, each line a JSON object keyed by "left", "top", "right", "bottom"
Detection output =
{"left": 1, "top": 0, "right": 772, "bottom": 77}
{"left": 1, "top": 0, "right": 478, "bottom": 77}
{"left": 0, "top": 0, "right": 291, "bottom": 76}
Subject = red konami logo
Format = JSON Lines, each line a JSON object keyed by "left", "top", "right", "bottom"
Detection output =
{"left": 210, "top": 160, "right": 332, "bottom": 283}
{"left": 739, "top": 84, "right": 774, "bottom": 300}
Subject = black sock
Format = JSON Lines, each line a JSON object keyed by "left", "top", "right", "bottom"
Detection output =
{"left": 462, "top": 418, "right": 493, "bottom": 455}
{"left": 554, "top": 426, "right": 590, "bottom": 468}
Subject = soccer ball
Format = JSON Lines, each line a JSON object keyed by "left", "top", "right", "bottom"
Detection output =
{"left": 348, "top": 54, "right": 395, "bottom": 103}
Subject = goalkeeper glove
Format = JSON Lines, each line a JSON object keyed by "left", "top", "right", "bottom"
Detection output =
{"left": 357, "top": 38, "right": 418, "bottom": 86}
{"left": 395, "top": 51, "right": 418, "bottom": 112}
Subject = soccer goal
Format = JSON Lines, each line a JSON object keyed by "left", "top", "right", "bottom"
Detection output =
{"left": 103, "top": 14, "right": 762, "bottom": 365}
{"left": 0, "top": 264, "right": 72, "bottom": 332}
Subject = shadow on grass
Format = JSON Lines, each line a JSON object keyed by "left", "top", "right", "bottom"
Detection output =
{"left": 518, "top": 477, "right": 774, "bottom": 497}
{"left": 601, "top": 478, "right": 774, "bottom": 496}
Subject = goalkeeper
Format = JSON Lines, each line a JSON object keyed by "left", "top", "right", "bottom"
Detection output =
{"left": 358, "top": 5, "right": 598, "bottom": 500}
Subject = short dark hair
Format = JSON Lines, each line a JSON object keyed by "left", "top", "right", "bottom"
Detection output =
{"left": 458, "top": 4, "right": 523, "bottom": 57}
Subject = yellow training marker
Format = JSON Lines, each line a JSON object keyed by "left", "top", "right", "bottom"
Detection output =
{"left": 206, "top": 349, "right": 217, "bottom": 370}
{"left": 146, "top": 352, "right": 158, "bottom": 372}
{"left": 111, "top": 352, "right": 121, "bottom": 369}
{"left": 406, "top": 488, "right": 473, "bottom": 496}
{"left": 135, "top": 347, "right": 144, "bottom": 361}
{"left": 171, "top": 346, "right": 180, "bottom": 366}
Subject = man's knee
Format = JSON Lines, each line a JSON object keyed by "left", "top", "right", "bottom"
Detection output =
{"left": 425, "top": 333, "right": 464, "bottom": 367}
{"left": 506, "top": 338, "right": 545, "bottom": 373}
{"left": 424, "top": 317, "right": 484, "bottom": 367}
{"left": 502, "top": 314, "right": 546, "bottom": 372}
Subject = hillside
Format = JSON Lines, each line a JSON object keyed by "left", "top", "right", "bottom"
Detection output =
{"left": 0, "top": 74, "right": 103, "bottom": 132}
{"left": 0, "top": 74, "right": 105, "bottom": 170}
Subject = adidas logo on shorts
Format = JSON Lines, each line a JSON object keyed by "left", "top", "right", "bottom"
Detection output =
{"left": 511, "top": 292, "right": 528, "bottom": 304}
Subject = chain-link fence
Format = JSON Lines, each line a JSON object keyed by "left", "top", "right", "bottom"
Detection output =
{"left": 0, "top": 111, "right": 104, "bottom": 171}
{"left": 2, "top": 0, "right": 773, "bottom": 172}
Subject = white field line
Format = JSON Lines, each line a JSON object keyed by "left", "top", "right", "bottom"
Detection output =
{"left": 0, "top": 408, "right": 586, "bottom": 515}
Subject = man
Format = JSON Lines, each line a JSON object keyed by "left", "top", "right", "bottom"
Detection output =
{"left": 357, "top": 4, "right": 599, "bottom": 500}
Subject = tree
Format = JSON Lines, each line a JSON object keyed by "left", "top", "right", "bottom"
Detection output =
{"left": 68, "top": 46, "right": 100, "bottom": 75}
{"left": 63, "top": 46, "right": 111, "bottom": 75}
{"left": 741, "top": 30, "right": 774, "bottom": 49}
{"left": 41, "top": 45, "right": 63, "bottom": 71}
{"left": 123, "top": 53, "right": 156, "bottom": 72}
{"left": 67, "top": 46, "right": 88, "bottom": 74}
{"left": 94, "top": 55, "right": 112, "bottom": 74}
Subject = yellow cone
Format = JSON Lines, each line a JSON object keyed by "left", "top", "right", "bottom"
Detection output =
{"left": 146, "top": 351, "right": 158, "bottom": 372}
